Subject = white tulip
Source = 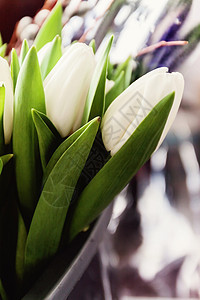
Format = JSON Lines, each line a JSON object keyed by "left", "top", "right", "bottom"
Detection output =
{"left": 44, "top": 42, "right": 96, "bottom": 137}
{"left": 0, "top": 57, "right": 14, "bottom": 144}
{"left": 101, "top": 67, "right": 184, "bottom": 156}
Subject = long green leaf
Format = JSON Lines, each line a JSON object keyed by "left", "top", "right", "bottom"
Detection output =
{"left": 0, "top": 159, "right": 2, "bottom": 175}
{"left": 15, "top": 208, "right": 27, "bottom": 287}
{"left": 105, "top": 71, "right": 125, "bottom": 111}
{"left": 82, "top": 36, "right": 113, "bottom": 124}
{"left": 0, "top": 279, "right": 8, "bottom": 300}
{"left": 13, "top": 46, "right": 46, "bottom": 226}
{"left": 0, "top": 154, "right": 14, "bottom": 206}
{"left": 24, "top": 117, "right": 100, "bottom": 278}
{"left": 0, "top": 44, "right": 6, "bottom": 58}
{"left": 34, "top": 2, "right": 62, "bottom": 51}
{"left": 32, "top": 109, "right": 61, "bottom": 171}
{"left": 10, "top": 48, "right": 20, "bottom": 92}
{"left": 112, "top": 56, "right": 133, "bottom": 89}
{"left": 0, "top": 154, "right": 13, "bottom": 166}
{"left": 89, "top": 39, "right": 96, "bottom": 54}
{"left": 124, "top": 57, "right": 133, "bottom": 89}
{"left": 0, "top": 85, "right": 5, "bottom": 155}
{"left": 43, "top": 119, "right": 97, "bottom": 184}
{"left": 68, "top": 92, "right": 175, "bottom": 242}
{"left": 39, "top": 35, "right": 62, "bottom": 80}
{"left": 20, "top": 39, "right": 29, "bottom": 66}
{"left": 107, "top": 58, "right": 114, "bottom": 80}
{"left": 113, "top": 56, "right": 132, "bottom": 81}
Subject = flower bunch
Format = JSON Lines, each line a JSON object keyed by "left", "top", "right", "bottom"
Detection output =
{"left": 0, "top": 3, "right": 184, "bottom": 299}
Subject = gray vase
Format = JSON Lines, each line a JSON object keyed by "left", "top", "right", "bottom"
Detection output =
{"left": 22, "top": 203, "right": 113, "bottom": 300}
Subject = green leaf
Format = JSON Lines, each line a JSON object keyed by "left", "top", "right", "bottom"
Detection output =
{"left": 0, "top": 159, "right": 2, "bottom": 175}
{"left": 32, "top": 109, "right": 61, "bottom": 171}
{"left": 0, "top": 44, "right": 6, "bottom": 58}
{"left": 89, "top": 39, "right": 96, "bottom": 54}
{"left": 0, "top": 85, "right": 5, "bottom": 155}
{"left": 39, "top": 35, "right": 62, "bottom": 80}
{"left": 68, "top": 92, "right": 175, "bottom": 242}
{"left": 34, "top": 2, "right": 62, "bottom": 51}
{"left": 13, "top": 46, "right": 46, "bottom": 226}
{"left": 15, "top": 208, "right": 27, "bottom": 286}
{"left": 0, "top": 34, "right": 2, "bottom": 47}
{"left": 113, "top": 56, "right": 131, "bottom": 79}
{"left": 10, "top": 48, "right": 20, "bottom": 92}
{"left": 0, "top": 154, "right": 14, "bottom": 187}
{"left": 82, "top": 36, "right": 113, "bottom": 124}
{"left": 0, "top": 278, "right": 8, "bottom": 300}
{"left": 105, "top": 71, "right": 125, "bottom": 111}
{"left": 0, "top": 154, "right": 14, "bottom": 205}
{"left": 43, "top": 120, "right": 98, "bottom": 184}
{"left": 0, "top": 154, "right": 13, "bottom": 166}
{"left": 113, "top": 56, "right": 133, "bottom": 88}
{"left": 124, "top": 58, "right": 133, "bottom": 89}
{"left": 107, "top": 58, "right": 114, "bottom": 80}
{"left": 24, "top": 117, "right": 100, "bottom": 278}
{"left": 20, "top": 39, "right": 29, "bottom": 66}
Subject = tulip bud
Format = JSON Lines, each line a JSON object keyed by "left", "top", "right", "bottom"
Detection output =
{"left": 101, "top": 67, "right": 184, "bottom": 156}
{"left": 0, "top": 57, "right": 14, "bottom": 144}
{"left": 44, "top": 42, "right": 96, "bottom": 138}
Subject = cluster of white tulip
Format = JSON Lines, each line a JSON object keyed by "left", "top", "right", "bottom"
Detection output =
{"left": 0, "top": 42, "right": 184, "bottom": 156}
{"left": 0, "top": 2, "right": 186, "bottom": 298}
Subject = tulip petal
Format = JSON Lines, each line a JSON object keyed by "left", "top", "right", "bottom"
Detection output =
{"left": 44, "top": 43, "right": 95, "bottom": 137}
{"left": 156, "top": 72, "right": 184, "bottom": 150}
{"left": 0, "top": 57, "right": 14, "bottom": 145}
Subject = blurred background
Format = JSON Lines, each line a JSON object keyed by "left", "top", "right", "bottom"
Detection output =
{"left": 1, "top": 0, "right": 200, "bottom": 298}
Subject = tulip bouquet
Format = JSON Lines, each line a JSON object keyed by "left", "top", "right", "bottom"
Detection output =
{"left": 0, "top": 2, "right": 184, "bottom": 299}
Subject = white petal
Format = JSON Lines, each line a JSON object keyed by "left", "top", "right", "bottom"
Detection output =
{"left": 44, "top": 43, "right": 95, "bottom": 137}
{"left": 102, "top": 68, "right": 168, "bottom": 152}
{"left": 156, "top": 72, "right": 184, "bottom": 150}
{"left": 0, "top": 57, "right": 14, "bottom": 144}
{"left": 105, "top": 79, "right": 114, "bottom": 94}
{"left": 102, "top": 67, "right": 184, "bottom": 156}
{"left": 37, "top": 41, "right": 52, "bottom": 65}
